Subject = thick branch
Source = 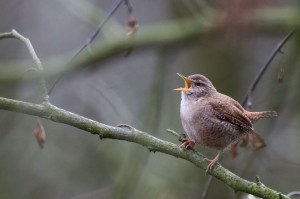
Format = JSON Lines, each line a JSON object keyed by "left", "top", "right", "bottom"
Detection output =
{"left": 0, "top": 96, "right": 290, "bottom": 199}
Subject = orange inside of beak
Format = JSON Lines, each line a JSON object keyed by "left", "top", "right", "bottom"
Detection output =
{"left": 174, "top": 73, "right": 192, "bottom": 92}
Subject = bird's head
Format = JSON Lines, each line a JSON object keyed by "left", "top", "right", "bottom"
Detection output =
{"left": 174, "top": 73, "right": 216, "bottom": 98}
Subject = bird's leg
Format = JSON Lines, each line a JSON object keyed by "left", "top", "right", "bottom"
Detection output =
{"left": 179, "top": 138, "right": 195, "bottom": 149}
{"left": 205, "top": 150, "right": 223, "bottom": 175}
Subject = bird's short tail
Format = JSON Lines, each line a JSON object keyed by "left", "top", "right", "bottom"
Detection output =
{"left": 246, "top": 111, "right": 277, "bottom": 122}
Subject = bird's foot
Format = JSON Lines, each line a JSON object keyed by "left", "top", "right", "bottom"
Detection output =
{"left": 204, "top": 151, "right": 222, "bottom": 175}
{"left": 204, "top": 158, "right": 219, "bottom": 175}
{"left": 179, "top": 138, "right": 195, "bottom": 149}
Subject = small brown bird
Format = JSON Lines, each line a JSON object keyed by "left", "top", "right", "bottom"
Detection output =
{"left": 175, "top": 73, "right": 277, "bottom": 173}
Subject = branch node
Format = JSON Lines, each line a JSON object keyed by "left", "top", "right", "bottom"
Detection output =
{"left": 255, "top": 175, "right": 264, "bottom": 186}
{"left": 148, "top": 147, "right": 156, "bottom": 153}
{"left": 279, "top": 193, "right": 284, "bottom": 199}
{"left": 278, "top": 48, "right": 284, "bottom": 54}
{"left": 117, "top": 124, "right": 136, "bottom": 133}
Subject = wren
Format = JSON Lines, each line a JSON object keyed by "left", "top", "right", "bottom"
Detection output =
{"left": 175, "top": 73, "right": 277, "bottom": 173}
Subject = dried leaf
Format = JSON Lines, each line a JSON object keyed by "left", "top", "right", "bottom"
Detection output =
{"left": 125, "top": 16, "right": 138, "bottom": 57}
{"left": 230, "top": 133, "right": 266, "bottom": 158}
{"left": 34, "top": 119, "right": 46, "bottom": 149}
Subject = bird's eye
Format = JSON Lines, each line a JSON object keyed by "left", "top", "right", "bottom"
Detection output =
{"left": 194, "top": 81, "right": 204, "bottom": 87}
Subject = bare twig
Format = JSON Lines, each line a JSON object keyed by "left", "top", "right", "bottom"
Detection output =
{"left": 48, "top": 0, "right": 126, "bottom": 95}
{"left": 242, "top": 30, "right": 295, "bottom": 108}
{"left": 201, "top": 175, "right": 213, "bottom": 199}
{"left": 124, "top": 0, "right": 133, "bottom": 14}
{"left": 287, "top": 191, "right": 300, "bottom": 198}
{"left": 0, "top": 30, "right": 49, "bottom": 103}
{"left": 70, "top": 0, "right": 125, "bottom": 60}
{"left": 166, "top": 129, "right": 181, "bottom": 139}
{"left": 0, "top": 32, "right": 14, "bottom": 39}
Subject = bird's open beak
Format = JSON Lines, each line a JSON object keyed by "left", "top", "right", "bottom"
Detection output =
{"left": 174, "top": 73, "right": 192, "bottom": 92}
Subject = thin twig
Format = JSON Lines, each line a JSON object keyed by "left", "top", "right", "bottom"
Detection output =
{"left": 48, "top": 0, "right": 125, "bottom": 95}
{"left": 242, "top": 30, "right": 295, "bottom": 108}
{"left": 124, "top": 0, "right": 133, "bottom": 14}
{"left": 0, "top": 32, "right": 14, "bottom": 39}
{"left": 166, "top": 129, "right": 181, "bottom": 139}
{"left": 201, "top": 176, "right": 213, "bottom": 199}
{"left": 287, "top": 191, "right": 300, "bottom": 198}
{"left": 0, "top": 30, "right": 49, "bottom": 103}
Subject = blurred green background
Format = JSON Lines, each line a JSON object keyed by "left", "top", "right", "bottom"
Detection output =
{"left": 0, "top": 0, "right": 300, "bottom": 198}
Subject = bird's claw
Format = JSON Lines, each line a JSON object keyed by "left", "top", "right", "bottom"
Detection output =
{"left": 179, "top": 139, "right": 195, "bottom": 149}
{"left": 204, "top": 151, "right": 222, "bottom": 175}
{"left": 204, "top": 158, "right": 219, "bottom": 175}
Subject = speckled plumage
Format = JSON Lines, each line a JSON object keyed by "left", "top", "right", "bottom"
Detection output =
{"left": 176, "top": 73, "right": 277, "bottom": 173}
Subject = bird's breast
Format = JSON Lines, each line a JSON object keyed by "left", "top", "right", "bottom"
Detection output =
{"left": 180, "top": 96, "right": 208, "bottom": 143}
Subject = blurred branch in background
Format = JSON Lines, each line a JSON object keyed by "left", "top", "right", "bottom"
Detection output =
{"left": 242, "top": 30, "right": 295, "bottom": 109}
{"left": 0, "top": 15, "right": 215, "bottom": 82}
{"left": 48, "top": 0, "right": 127, "bottom": 95}
{"left": 0, "top": 5, "right": 299, "bottom": 82}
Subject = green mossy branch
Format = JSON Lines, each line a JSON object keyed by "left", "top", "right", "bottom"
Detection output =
{"left": 0, "top": 97, "right": 290, "bottom": 199}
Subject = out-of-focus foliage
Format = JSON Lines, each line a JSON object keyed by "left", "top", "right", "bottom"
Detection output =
{"left": 0, "top": 0, "right": 300, "bottom": 198}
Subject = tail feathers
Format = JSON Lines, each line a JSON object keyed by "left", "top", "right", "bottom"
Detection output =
{"left": 247, "top": 111, "right": 277, "bottom": 122}
{"left": 260, "top": 111, "right": 277, "bottom": 118}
